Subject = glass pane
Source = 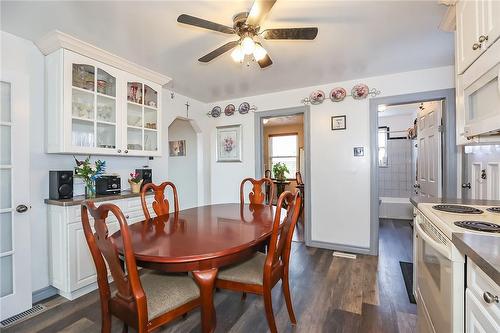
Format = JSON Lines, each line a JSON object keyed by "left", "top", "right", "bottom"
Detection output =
{"left": 144, "top": 85, "right": 157, "bottom": 108}
{"left": 0, "top": 212, "right": 12, "bottom": 252}
{"left": 97, "top": 95, "right": 116, "bottom": 123}
{"left": 127, "top": 82, "right": 143, "bottom": 104}
{"left": 378, "top": 129, "right": 387, "bottom": 148}
{"left": 0, "top": 125, "right": 11, "bottom": 165}
{"left": 270, "top": 135, "right": 297, "bottom": 156}
{"left": 144, "top": 130, "right": 157, "bottom": 151}
{"left": 72, "top": 64, "right": 95, "bottom": 91}
{"left": 0, "top": 169, "right": 11, "bottom": 209}
{"left": 96, "top": 68, "right": 116, "bottom": 97}
{"left": 1, "top": 255, "right": 13, "bottom": 297}
{"left": 469, "top": 77, "right": 500, "bottom": 120}
{"left": 127, "top": 128, "right": 142, "bottom": 150}
{"left": 1, "top": 81, "right": 11, "bottom": 122}
{"left": 379, "top": 147, "right": 388, "bottom": 167}
{"left": 72, "top": 119, "right": 95, "bottom": 147}
{"left": 144, "top": 107, "right": 157, "bottom": 129}
{"left": 271, "top": 157, "right": 297, "bottom": 177}
{"left": 127, "top": 103, "right": 142, "bottom": 127}
{"left": 72, "top": 89, "right": 94, "bottom": 120}
{"left": 96, "top": 123, "right": 116, "bottom": 149}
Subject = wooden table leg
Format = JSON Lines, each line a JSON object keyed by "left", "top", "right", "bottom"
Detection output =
{"left": 192, "top": 268, "right": 218, "bottom": 333}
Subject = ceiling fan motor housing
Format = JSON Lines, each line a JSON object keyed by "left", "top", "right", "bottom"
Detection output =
{"left": 233, "top": 12, "right": 259, "bottom": 37}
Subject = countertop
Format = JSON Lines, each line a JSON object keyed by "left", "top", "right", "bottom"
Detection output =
{"left": 44, "top": 190, "right": 152, "bottom": 206}
{"left": 411, "top": 196, "right": 500, "bottom": 284}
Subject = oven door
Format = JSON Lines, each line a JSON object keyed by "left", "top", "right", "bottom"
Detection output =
{"left": 415, "top": 219, "right": 454, "bottom": 333}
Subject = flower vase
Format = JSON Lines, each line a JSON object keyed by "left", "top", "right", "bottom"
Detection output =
{"left": 129, "top": 179, "right": 143, "bottom": 194}
{"left": 84, "top": 180, "right": 96, "bottom": 198}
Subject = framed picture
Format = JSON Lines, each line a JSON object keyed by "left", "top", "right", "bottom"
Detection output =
{"left": 169, "top": 140, "right": 186, "bottom": 156}
{"left": 216, "top": 124, "right": 242, "bottom": 162}
{"left": 331, "top": 115, "right": 346, "bottom": 130}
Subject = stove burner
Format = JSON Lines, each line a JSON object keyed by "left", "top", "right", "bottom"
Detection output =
{"left": 454, "top": 221, "right": 500, "bottom": 233}
{"left": 486, "top": 207, "right": 500, "bottom": 214}
{"left": 432, "top": 205, "right": 483, "bottom": 214}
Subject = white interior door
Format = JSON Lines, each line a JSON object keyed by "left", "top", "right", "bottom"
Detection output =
{"left": 0, "top": 72, "right": 32, "bottom": 320}
{"left": 416, "top": 101, "right": 443, "bottom": 198}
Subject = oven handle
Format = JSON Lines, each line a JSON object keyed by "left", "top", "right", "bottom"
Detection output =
{"left": 415, "top": 220, "right": 451, "bottom": 259}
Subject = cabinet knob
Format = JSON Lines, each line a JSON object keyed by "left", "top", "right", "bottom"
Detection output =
{"left": 124, "top": 150, "right": 129, "bottom": 154}
{"left": 478, "top": 35, "right": 488, "bottom": 43}
{"left": 125, "top": 215, "right": 130, "bottom": 219}
{"left": 472, "top": 43, "right": 481, "bottom": 50}
{"left": 117, "top": 149, "right": 122, "bottom": 153}
{"left": 483, "top": 291, "right": 499, "bottom": 304}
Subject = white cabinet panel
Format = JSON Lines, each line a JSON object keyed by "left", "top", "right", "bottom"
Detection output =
{"left": 466, "top": 289, "right": 499, "bottom": 333}
{"left": 457, "top": 0, "right": 481, "bottom": 73}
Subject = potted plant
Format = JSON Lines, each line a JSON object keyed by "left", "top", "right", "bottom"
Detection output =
{"left": 74, "top": 156, "right": 106, "bottom": 198}
{"left": 128, "top": 171, "right": 143, "bottom": 193}
{"left": 272, "top": 162, "right": 289, "bottom": 182}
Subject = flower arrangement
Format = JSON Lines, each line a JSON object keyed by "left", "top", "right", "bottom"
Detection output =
{"left": 272, "top": 162, "right": 290, "bottom": 181}
{"left": 74, "top": 156, "right": 106, "bottom": 198}
{"left": 128, "top": 171, "right": 143, "bottom": 193}
{"left": 223, "top": 136, "right": 234, "bottom": 152}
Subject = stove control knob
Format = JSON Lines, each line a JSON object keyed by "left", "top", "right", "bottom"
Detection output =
{"left": 483, "top": 291, "right": 499, "bottom": 304}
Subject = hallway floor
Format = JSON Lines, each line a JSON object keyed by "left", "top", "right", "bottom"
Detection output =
{"left": 5, "top": 219, "right": 416, "bottom": 333}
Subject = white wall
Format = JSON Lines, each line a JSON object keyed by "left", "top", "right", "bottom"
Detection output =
{"left": 207, "top": 66, "right": 454, "bottom": 251}
{"left": 379, "top": 113, "right": 416, "bottom": 134}
{"left": 167, "top": 119, "right": 198, "bottom": 209}
{"left": 0, "top": 31, "right": 210, "bottom": 293}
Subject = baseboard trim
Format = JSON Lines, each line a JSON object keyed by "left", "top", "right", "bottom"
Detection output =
{"left": 308, "top": 240, "right": 376, "bottom": 256}
{"left": 32, "top": 286, "right": 58, "bottom": 304}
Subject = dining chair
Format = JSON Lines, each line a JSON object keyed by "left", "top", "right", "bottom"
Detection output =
{"left": 295, "top": 171, "right": 304, "bottom": 185}
{"left": 81, "top": 201, "right": 200, "bottom": 333}
{"left": 216, "top": 191, "right": 302, "bottom": 333}
{"left": 141, "top": 181, "right": 179, "bottom": 220}
{"left": 240, "top": 177, "right": 274, "bottom": 206}
{"left": 264, "top": 170, "right": 273, "bottom": 204}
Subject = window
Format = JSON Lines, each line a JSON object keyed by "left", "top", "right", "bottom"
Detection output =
{"left": 269, "top": 134, "right": 298, "bottom": 178}
{"left": 378, "top": 127, "right": 388, "bottom": 167}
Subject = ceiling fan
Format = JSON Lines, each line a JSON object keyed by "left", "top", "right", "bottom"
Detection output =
{"left": 177, "top": 0, "right": 318, "bottom": 68}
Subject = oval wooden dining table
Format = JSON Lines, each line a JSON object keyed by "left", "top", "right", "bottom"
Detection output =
{"left": 111, "top": 203, "right": 278, "bottom": 333}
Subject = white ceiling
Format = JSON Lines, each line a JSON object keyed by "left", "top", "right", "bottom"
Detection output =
{"left": 379, "top": 102, "right": 420, "bottom": 117}
{"left": 263, "top": 114, "right": 304, "bottom": 127}
{"left": 1, "top": 1, "right": 454, "bottom": 102}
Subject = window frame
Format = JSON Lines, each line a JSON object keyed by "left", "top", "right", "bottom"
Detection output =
{"left": 378, "top": 126, "right": 389, "bottom": 168}
{"left": 268, "top": 132, "right": 299, "bottom": 180}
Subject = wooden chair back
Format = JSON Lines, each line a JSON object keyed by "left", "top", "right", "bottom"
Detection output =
{"left": 81, "top": 201, "right": 148, "bottom": 325}
{"left": 295, "top": 171, "right": 303, "bottom": 185}
{"left": 265, "top": 169, "right": 272, "bottom": 179}
{"left": 240, "top": 177, "right": 274, "bottom": 206}
{"left": 141, "top": 182, "right": 179, "bottom": 220}
{"left": 265, "top": 191, "right": 302, "bottom": 273}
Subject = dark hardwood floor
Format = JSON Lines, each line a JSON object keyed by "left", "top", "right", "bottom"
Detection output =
{"left": 5, "top": 219, "right": 415, "bottom": 333}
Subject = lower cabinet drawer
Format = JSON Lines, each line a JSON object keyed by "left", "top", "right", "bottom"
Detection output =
{"left": 467, "top": 260, "right": 500, "bottom": 323}
{"left": 466, "top": 289, "right": 500, "bottom": 333}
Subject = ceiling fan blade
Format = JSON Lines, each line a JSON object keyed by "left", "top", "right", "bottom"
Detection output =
{"left": 262, "top": 27, "right": 318, "bottom": 40}
{"left": 177, "top": 14, "right": 235, "bottom": 34}
{"left": 198, "top": 40, "right": 240, "bottom": 62}
{"left": 258, "top": 53, "right": 273, "bottom": 68}
{"left": 246, "top": 0, "right": 277, "bottom": 26}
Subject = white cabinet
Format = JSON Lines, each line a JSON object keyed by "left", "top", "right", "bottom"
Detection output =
{"left": 46, "top": 49, "right": 162, "bottom": 156}
{"left": 456, "top": 0, "right": 500, "bottom": 73}
{"left": 47, "top": 195, "right": 155, "bottom": 300}
{"left": 465, "top": 260, "right": 500, "bottom": 333}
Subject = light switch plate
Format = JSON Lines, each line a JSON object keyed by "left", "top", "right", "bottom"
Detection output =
{"left": 353, "top": 147, "right": 364, "bottom": 156}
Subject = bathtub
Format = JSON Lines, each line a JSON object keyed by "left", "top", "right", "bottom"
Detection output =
{"left": 379, "top": 197, "right": 413, "bottom": 220}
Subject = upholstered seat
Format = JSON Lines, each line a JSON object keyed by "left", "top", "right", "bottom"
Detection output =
{"left": 139, "top": 271, "right": 200, "bottom": 319}
{"left": 217, "top": 252, "right": 266, "bottom": 285}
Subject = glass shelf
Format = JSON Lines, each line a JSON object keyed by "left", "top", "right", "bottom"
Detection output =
{"left": 72, "top": 88, "right": 94, "bottom": 120}
{"left": 72, "top": 64, "right": 95, "bottom": 91}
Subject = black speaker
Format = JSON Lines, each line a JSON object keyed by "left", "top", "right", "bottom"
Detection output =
{"left": 135, "top": 168, "right": 152, "bottom": 189}
{"left": 49, "top": 171, "right": 73, "bottom": 200}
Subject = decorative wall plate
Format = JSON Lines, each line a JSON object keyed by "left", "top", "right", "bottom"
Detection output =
{"left": 330, "top": 87, "right": 346, "bottom": 102}
{"left": 351, "top": 84, "right": 369, "bottom": 100}
{"left": 210, "top": 106, "right": 221, "bottom": 117}
{"left": 309, "top": 90, "right": 325, "bottom": 105}
{"left": 224, "top": 104, "right": 235, "bottom": 116}
{"left": 238, "top": 102, "right": 250, "bottom": 114}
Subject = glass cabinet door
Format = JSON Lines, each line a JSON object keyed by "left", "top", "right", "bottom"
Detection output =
{"left": 126, "top": 82, "right": 158, "bottom": 153}
{"left": 71, "top": 63, "right": 117, "bottom": 150}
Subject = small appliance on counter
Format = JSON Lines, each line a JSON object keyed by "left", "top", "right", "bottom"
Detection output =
{"left": 96, "top": 175, "right": 121, "bottom": 195}
{"left": 49, "top": 170, "right": 74, "bottom": 200}
{"left": 135, "top": 168, "right": 152, "bottom": 190}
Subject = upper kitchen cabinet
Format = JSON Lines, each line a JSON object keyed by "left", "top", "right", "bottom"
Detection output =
{"left": 456, "top": 0, "right": 500, "bottom": 74}
{"left": 39, "top": 31, "right": 170, "bottom": 156}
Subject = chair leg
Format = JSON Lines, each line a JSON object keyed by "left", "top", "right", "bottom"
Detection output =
{"left": 241, "top": 292, "right": 247, "bottom": 301}
{"left": 263, "top": 289, "right": 278, "bottom": 333}
{"left": 282, "top": 273, "right": 297, "bottom": 324}
{"left": 101, "top": 313, "right": 112, "bottom": 333}
{"left": 122, "top": 322, "right": 129, "bottom": 333}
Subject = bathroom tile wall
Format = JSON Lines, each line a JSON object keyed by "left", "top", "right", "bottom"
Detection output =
{"left": 379, "top": 139, "right": 414, "bottom": 197}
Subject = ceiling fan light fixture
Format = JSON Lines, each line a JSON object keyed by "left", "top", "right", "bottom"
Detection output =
{"left": 241, "top": 36, "right": 256, "bottom": 55}
{"left": 231, "top": 45, "right": 245, "bottom": 62}
{"left": 253, "top": 43, "right": 267, "bottom": 61}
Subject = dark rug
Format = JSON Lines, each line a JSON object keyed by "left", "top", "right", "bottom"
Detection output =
{"left": 399, "top": 261, "right": 416, "bottom": 304}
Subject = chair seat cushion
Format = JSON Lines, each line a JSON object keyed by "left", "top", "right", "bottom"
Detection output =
{"left": 140, "top": 271, "right": 200, "bottom": 320}
{"left": 217, "top": 252, "right": 266, "bottom": 285}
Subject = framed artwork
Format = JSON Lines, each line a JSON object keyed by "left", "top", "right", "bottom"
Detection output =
{"left": 216, "top": 124, "right": 242, "bottom": 162}
{"left": 331, "top": 115, "right": 346, "bottom": 130}
{"left": 169, "top": 140, "right": 186, "bottom": 156}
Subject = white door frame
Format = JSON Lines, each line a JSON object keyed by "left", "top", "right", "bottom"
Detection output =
{"left": 368, "top": 89, "right": 456, "bottom": 255}
{"left": 0, "top": 70, "right": 32, "bottom": 320}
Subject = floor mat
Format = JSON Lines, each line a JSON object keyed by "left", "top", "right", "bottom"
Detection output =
{"left": 399, "top": 261, "right": 416, "bottom": 304}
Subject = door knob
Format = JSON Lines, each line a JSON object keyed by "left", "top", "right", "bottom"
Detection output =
{"left": 461, "top": 182, "right": 471, "bottom": 189}
{"left": 16, "top": 204, "right": 29, "bottom": 213}
{"left": 472, "top": 43, "right": 481, "bottom": 50}
{"left": 413, "top": 184, "right": 421, "bottom": 188}
{"left": 478, "top": 35, "right": 488, "bottom": 43}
